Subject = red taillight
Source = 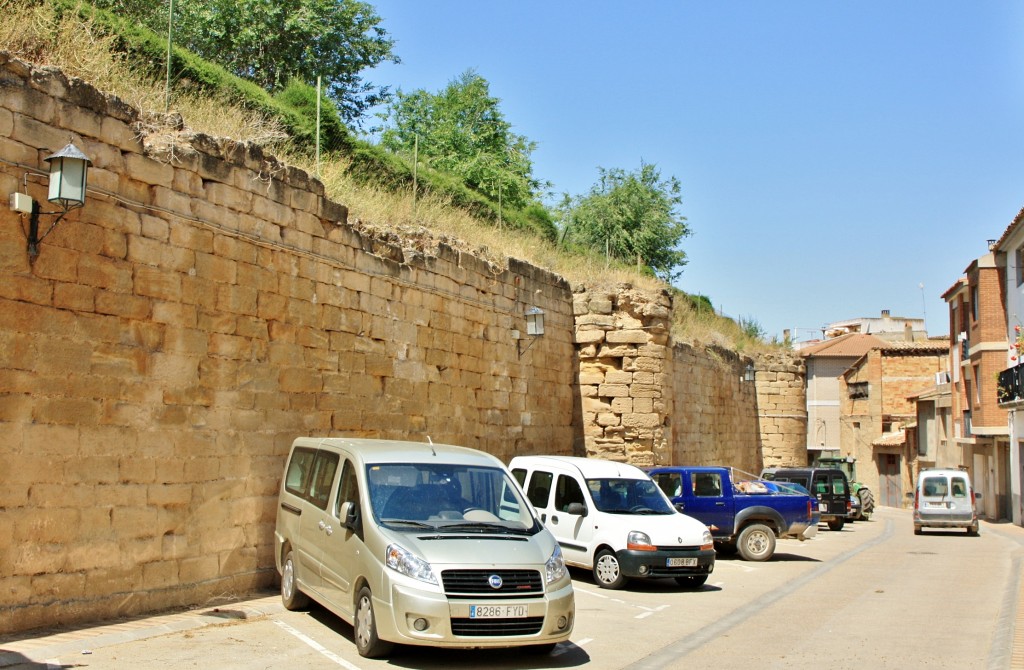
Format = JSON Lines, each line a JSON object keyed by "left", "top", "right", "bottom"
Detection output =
{"left": 914, "top": 488, "right": 919, "bottom": 511}
{"left": 806, "top": 499, "right": 813, "bottom": 520}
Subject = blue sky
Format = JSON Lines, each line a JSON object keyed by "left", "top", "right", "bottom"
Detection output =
{"left": 366, "top": 1, "right": 1024, "bottom": 341}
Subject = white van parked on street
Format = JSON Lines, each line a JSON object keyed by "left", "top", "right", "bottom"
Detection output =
{"left": 275, "top": 438, "right": 574, "bottom": 658}
{"left": 912, "top": 467, "right": 981, "bottom": 536}
{"left": 509, "top": 455, "right": 715, "bottom": 589}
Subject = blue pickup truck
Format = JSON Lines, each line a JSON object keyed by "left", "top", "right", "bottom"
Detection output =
{"left": 647, "top": 466, "right": 818, "bottom": 562}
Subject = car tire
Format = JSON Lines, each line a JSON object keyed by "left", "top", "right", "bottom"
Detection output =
{"left": 674, "top": 575, "right": 708, "bottom": 588}
{"left": 593, "top": 548, "right": 627, "bottom": 589}
{"left": 827, "top": 518, "right": 845, "bottom": 531}
{"left": 737, "top": 523, "right": 776, "bottom": 562}
{"left": 967, "top": 524, "right": 979, "bottom": 536}
{"left": 280, "top": 549, "right": 310, "bottom": 611}
{"left": 914, "top": 525, "right": 923, "bottom": 535}
{"left": 354, "top": 586, "right": 393, "bottom": 658}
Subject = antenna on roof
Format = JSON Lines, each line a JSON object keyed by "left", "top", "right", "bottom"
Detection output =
{"left": 426, "top": 435, "right": 436, "bottom": 456}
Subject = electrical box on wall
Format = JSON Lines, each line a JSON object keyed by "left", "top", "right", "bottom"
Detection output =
{"left": 10, "top": 192, "right": 34, "bottom": 214}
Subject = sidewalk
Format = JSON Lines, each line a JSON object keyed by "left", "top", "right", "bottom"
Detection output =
{"left": 0, "top": 592, "right": 284, "bottom": 668}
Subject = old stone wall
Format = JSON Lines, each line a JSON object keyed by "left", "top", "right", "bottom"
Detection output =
{"left": 0, "top": 54, "right": 577, "bottom": 633}
{"left": 755, "top": 352, "right": 808, "bottom": 468}
{"left": 573, "top": 286, "right": 673, "bottom": 465}
{"left": 669, "top": 342, "right": 762, "bottom": 473}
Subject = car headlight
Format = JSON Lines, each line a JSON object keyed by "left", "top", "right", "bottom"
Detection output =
{"left": 385, "top": 543, "right": 438, "bottom": 585}
{"left": 627, "top": 530, "right": 656, "bottom": 551}
{"left": 545, "top": 544, "right": 567, "bottom": 584}
{"left": 701, "top": 529, "right": 714, "bottom": 551}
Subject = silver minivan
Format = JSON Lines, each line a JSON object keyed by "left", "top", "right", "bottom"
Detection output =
{"left": 912, "top": 468, "right": 981, "bottom": 536}
{"left": 274, "top": 438, "right": 574, "bottom": 657}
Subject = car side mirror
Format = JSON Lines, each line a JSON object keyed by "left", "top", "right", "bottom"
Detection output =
{"left": 566, "top": 502, "right": 587, "bottom": 517}
{"left": 675, "top": 502, "right": 686, "bottom": 513}
{"left": 975, "top": 492, "right": 983, "bottom": 500}
{"left": 339, "top": 501, "right": 359, "bottom": 530}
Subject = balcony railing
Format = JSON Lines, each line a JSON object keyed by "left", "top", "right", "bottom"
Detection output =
{"left": 998, "top": 362, "right": 1024, "bottom": 404}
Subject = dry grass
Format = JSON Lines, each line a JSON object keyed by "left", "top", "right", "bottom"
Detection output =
{"left": 0, "top": 0, "right": 773, "bottom": 350}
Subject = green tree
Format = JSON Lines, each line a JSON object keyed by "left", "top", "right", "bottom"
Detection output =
{"left": 559, "top": 163, "right": 691, "bottom": 282}
{"left": 91, "top": 0, "right": 396, "bottom": 126}
{"left": 378, "top": 69, "right": 541, "bottom": 210}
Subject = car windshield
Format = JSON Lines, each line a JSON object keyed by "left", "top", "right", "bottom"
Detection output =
{"left": 586, "top": 477, "right": 675, "bottom": 514}
{"left": 367, "top": 462, "right": 539, "bottom": 533}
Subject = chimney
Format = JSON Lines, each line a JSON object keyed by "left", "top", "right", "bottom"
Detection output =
{"left": 904, "top": 322, "right": 913, "bottom": 342}
{"left": 881, "top": 309, "right": 891, "bottom": 319}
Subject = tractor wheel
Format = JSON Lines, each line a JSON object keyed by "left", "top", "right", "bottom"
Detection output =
{"left": 857, "top": 487, "right": 875, "bottom": 520}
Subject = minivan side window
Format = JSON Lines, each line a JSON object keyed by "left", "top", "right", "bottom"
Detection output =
{"left": 308, "top": 451, "right": 340, "bottom": 510}
{"left": 285, "top": 447, "right": 318, "bottom": 497}
{"left": 554, "top": 474, "right": 586, "bottom": 512}
{"left": 511, "top": 468, "right": 527, "bottom": 487}
{"left": 526, "top": 471, "right": 554, "bottom": 508}
{"left": 333, "top": 459, "right": 360, "bottom": 518}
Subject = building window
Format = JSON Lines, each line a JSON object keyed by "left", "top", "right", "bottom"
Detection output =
{"left": 970, "top": 285, "right": 979, "bottom": 322}
{"left": 1017, "top": 247, "right": 1024, "bottom": 286}
{"left": 848, "top": 382, "right": 869, "bottom": 399}
{"left": 973, "top": 364, "right": 982, "bottom": 407}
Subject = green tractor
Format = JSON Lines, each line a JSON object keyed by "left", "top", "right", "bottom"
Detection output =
{"left": 814, "top": 456, "right": 875, "bottom": 521}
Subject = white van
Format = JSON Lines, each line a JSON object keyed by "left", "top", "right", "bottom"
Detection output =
{"left": 912, "top": 467, "right": 981, "bottom": 536}
{"left": 275, "top": 438, "right": 575, "bottom": 657}
{"left": 508, "top": 455, "right": 715, "bottom": 589}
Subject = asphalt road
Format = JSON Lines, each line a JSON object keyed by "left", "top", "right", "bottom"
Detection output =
{"left": 3, "top": 506, "right": 1023, "bottom": 669}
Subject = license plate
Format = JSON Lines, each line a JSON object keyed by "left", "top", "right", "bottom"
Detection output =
{"left": 925, "top": 501, "right": 948, "bottom": 509}
{"left": 469, "top": 604, "right": 528, "bottom": 619}
{"left": 819, "top": 503, "right": 828, "bottom": 512}
{"left": 666, "top": 557, "right": 698, "bottom": 567}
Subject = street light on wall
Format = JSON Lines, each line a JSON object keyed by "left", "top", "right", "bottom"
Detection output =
{"left": 9, "top": 142, "right": 92, "bottom": 259}
{"left": 517, "top": 306, "right": 545, "bottom": 359}
{"left": 743, "top": 362, "right": 756, "bottom": 383}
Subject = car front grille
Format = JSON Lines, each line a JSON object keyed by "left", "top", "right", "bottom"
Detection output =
{"left": 449, "top": 616, "right": 545, "bottom": 636}
{"left": 440, "top": 569, "right": 543, "bottom": 595}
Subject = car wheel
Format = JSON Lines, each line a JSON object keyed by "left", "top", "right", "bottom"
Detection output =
{"left": 674, "top": 575, "right": 708, "bottom": 588}
{"left": 280, "top": 550, "right": 309, "bottom": 611}
{"left": 354, "top": 586, "right": 394, "bottom": 658}
{"left": 827, "top": 518, "right": 845, "bottom": 531}
{"left": 914, "top": 525, "right": 923, "bottom": 535}
{"left": 737, "top": 523, "right": 776, "bottom": 562}
{"left": 967, "top": 524, "right": 980, "bottom": 536}
{"left": 593, "top": 548, "right": 627, "bottom": 589}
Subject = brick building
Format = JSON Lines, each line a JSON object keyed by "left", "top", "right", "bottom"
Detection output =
{"left": 840, "top": 341, "right": 950, "bottom": 508}
{"left": 944, "top": 249, "right": 1011, "bottom": 522}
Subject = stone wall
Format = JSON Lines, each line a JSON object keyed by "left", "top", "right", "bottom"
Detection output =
{"left": 0, "top": 54, "right": 577, "bottom": 633}
{"left": 754, "top": 352, "right": 808, "bottom": 468}
{"left": 669, "top": 342, "right": 762, "bottom": 473}
{"left": 573, "top": 285, "right": 673, "bottom": 465}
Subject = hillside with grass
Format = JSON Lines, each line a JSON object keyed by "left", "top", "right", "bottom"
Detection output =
{"left": 0, "top": 0, "right": 781, "bottom": 352}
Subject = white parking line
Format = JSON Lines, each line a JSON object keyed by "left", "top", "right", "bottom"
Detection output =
{"left": 273, "top": 620, "right": 362, "bottom": 669}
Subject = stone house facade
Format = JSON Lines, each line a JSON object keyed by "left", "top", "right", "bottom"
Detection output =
{"left": 839, "top": 341, "right": 950, "bottom": 508}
